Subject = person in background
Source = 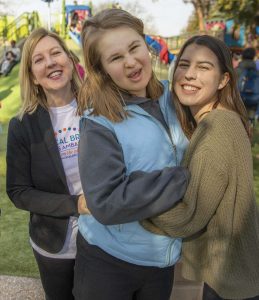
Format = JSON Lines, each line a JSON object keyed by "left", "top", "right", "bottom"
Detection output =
{"left": 0, "top": 50, "right": 16, "bottom": 76}
{"left": 236, "top": 47, "right": 257, "bottom": 77}
{"left": 255, "top": 46, "right": 259, "bottom": 71}
{"left": 231, "top": 51, "right": 240, "bottom": 69}
{"left": 69, "top": 10, "right": 79, "bottom": 33}
{"left": 9, "top": 39, "right": 21, "bottom": 61}
{"left": 1, "top": 40, "right": 21, "bottom": 76}
{"left": 254, "top": 46, "right": 259, "bottom": 120}
{"left": 142, "top": 35, "right": 259, "bottom": 300}
{"left": 6, "top": 28, "right": 87, "bottom": 300}
{"left": 236, "top": 47, "right": 259, "bottom": 125}
{"left": 74, "top": 8, "right": 189, "bottom": 300}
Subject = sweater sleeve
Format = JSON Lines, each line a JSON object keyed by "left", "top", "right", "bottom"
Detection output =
{"left": 6, "top": 117, "right": 79, "bottom": 217}
{"left": 142, "top": 149, "right": 228, "bottom": 238}
{"left": 78, "top": 119, "right": 189, "bottom": 225}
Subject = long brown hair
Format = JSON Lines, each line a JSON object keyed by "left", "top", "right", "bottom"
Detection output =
{"left": 172, "top": 35, "right": 249, "bottom": 139}
{"left": 78, "top": 8, "right": 163, "bottom": 122}
{"left": 18, "top": 27, "right": 82, "bottom": 120}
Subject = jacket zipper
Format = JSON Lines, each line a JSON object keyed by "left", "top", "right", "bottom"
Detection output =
{"left": 152, "top": 117, "right": 178, "bottom": 166}
{"left": 168, "top": 131, "right": 178, "bottom": 166}
{"left": 126, "top": 106, "right": 179, "bottom": 165}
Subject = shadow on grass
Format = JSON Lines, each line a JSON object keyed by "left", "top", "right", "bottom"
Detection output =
{"left": 0, "top": 86, "right": 14, "bottom": 100}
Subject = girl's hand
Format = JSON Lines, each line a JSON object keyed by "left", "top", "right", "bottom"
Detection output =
{"left": 78, "top": 194, "right": 91, "bottom": 215}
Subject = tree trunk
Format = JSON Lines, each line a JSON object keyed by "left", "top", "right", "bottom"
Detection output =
{"left": 196, "top": 2, "right": 205, "bottom": 31}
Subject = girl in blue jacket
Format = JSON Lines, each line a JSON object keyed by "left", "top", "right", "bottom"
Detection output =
{"left": 75, "top": 8, "right": 189, "bottom": 300}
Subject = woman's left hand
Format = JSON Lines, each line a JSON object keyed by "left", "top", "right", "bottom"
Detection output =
{"left": 78, "top": 194, "right": 91, "bottom": 215}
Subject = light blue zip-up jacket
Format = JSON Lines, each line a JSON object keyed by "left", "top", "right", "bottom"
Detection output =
{"left": 78, "top": 81, "right": 189, "bottom": 267}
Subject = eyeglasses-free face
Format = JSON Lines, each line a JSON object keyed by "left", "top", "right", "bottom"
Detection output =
{"left": 31, "top": 36, "right": 74, "bottom": 97}
{"left": 98, "top": 26, "right": 152, "bottom": 98}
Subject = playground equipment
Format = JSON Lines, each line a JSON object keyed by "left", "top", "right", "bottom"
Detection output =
{"left": 161, "top": 30, "right": 222, "bottom": 55}
{"left": 0, "top": 12, "right": 40, "bottom": 59}
{"left": 145, "top": 35, "right": 175, "bottom": 65}
{"left": 65, "top": 4, "right": 91, "bottom": 45}
{"left": 163, "top": 18, "right": 249, "bottom": 55}
{"left": 206, "top": 18, "right": 246, "bottom": 52}
{"left": 0, "top": 12, "right": 40, "bottom": 42}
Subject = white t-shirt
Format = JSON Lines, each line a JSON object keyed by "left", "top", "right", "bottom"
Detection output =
{"left": 10, "top": 47, "right": 21, "bottom": 61}
{"left": 30, "top": 99, "right": 82, "bottom": 259}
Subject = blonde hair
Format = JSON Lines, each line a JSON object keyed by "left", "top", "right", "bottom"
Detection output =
{"left": 172, "top": 35, "right": 250, "bottom": 139}
{"left": 18, "top": 27, "right": 82, "bottom": 119}
{"left": 78, "top": 8, "right": 163, "bottom": 121}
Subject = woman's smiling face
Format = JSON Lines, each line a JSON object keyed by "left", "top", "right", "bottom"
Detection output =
{"left": 31, "top": 36, "right": 73, "bottom": 95}
{"left": 174, "top": 43, "right": 228, "bottom": 119}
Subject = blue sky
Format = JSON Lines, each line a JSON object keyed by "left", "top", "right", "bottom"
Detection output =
{"left": 10, "top": 0, "right": 194, "bottom": 37}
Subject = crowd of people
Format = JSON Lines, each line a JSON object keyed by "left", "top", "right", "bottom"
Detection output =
{"left": 3, "top": 7, "right": 259, "bottom": 300}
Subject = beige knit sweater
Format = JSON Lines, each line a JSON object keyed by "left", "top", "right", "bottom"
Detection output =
{"left": 142, "top": 109, "right": 259, "bottom": 299}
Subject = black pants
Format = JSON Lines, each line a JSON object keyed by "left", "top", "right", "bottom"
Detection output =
{"left": 73, "top": 232, "right": 174, "bottom": 300}
{"left": 33, "top": 249, "right": 75, "bottom": 300}
{"left": 203, "top": 282, "right": 259, "bottom": 300}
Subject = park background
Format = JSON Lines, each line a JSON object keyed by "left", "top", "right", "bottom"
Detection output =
{"left": 0, "top": 0, "right": 259, "bottom": 278}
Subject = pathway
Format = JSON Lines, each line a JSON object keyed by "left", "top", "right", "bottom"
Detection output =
{"left": 0, "top": 263, "right": 203, "bottom": 300}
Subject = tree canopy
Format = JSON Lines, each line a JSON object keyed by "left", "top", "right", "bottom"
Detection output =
{"left": 216, "top": 0, "right": 258, "bottom": 27}
{"left": 93, "top": 1, "right": 157, "bottom": 34}
{"left": 182, "top": 0, "right": 216, "bottom": 31}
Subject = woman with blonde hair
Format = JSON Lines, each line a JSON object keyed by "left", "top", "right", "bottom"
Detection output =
{"left": 6, "top": 28, "right": 88, "bottom": 300}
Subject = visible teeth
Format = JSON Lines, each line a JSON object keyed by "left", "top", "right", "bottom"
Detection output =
{"left": 129, "top": 70, "right": 140, "bottom": 78}
{"left": 49, "top": 71, "right": 62, "bottom": 78}
{"left": 183, "top": 85, "right": 198, "bottom": 91}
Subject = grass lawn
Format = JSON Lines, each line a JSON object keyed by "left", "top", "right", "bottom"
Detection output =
{"left": 0, "top": 64, "right": 40, "bottom": 277}
{"left": 0, "top": 123, "right": 39, "bottom": 277}
{"left": 0, "top": 42, "right": 259, "bottom": 278}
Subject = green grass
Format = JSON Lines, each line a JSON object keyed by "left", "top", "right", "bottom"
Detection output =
{"left": 0, "top": 125, "right": 39, "bottom": 277}
{"left": 0, "top": 42, "right": 259, "bottom": 278}
{"left": 0, "top": 64, "right": 40, "bottom": 277}
{"left": 0, "top": 66, "right": 21, "bottom": 124}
